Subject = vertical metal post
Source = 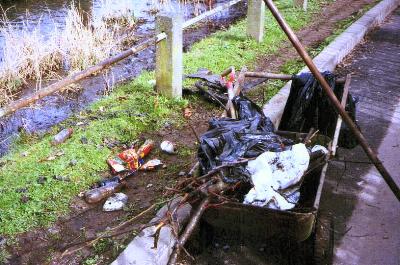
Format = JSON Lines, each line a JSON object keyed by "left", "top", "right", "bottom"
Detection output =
{"left": 294, "top": 0, "right": 308, "bottom": 11}
{"left": 247, "top": 0, "right": 265, "bottom": 42}
{"left": 263, "top": 0, "right": 400, "bottom": 201}
{"left": 156, "top": 12, "right": 183, "bottom": 98}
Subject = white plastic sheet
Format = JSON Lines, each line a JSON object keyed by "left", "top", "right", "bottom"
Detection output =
{"left": 243, "top": 143, "right": 310, "bottom": 210}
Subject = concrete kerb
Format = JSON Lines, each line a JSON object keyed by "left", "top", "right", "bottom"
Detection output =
{"left": 263, "top": 0, "right": 400, "bottom": 128}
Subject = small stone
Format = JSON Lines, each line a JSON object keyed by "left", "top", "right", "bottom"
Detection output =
{"left": 146, "top": 183, "right": 153, "bottom": 189}
{"left": 383, "top": 235, "right": 389, "bottom": 239}
{"left": 103, "top": 193, "right": 129, "bottom": 212}
{"left": 259, "top": 247, "right": 265, "bottom": 252}
{"left": 0, "top": 236, "right": 6, "bottom": 246}
{"left": 53, "top": 175, "right": 71, "bottom": 182}
{"left": 37, "top": 176, "right": 47, "bottom": 185}
{"left": 178, "top": 171, "right": 186, "bottom": 177}
{"left": 69, "top": 159, "right": 78, "bottom": 166}
{"left": 21, "top": 151, "right": 29, "bottom": 157}
{"left": 148, "top": 79, "right": 156, "bottom": 86}
{"left": 80, "top": 137, "right": 88, "bottom": 144}
{"left": 48, "top": 226, "right": 60, "bottom": 235}
{"left": 222, "top": 245, "right": 230, "bottom": 251}
{"left": 20, "top": 194, "right": 30, "bottom": 203}
{"left": 214, "top": 243, "right": 220, "bottom": 248}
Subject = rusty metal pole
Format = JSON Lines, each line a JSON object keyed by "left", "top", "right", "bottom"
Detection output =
{"left": 263, "top": 0, "right": 400, "bottom": 201}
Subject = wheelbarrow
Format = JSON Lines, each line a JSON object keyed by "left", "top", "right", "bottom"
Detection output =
{"left": 197, "top": 75, "right": 352, "bottom": 265}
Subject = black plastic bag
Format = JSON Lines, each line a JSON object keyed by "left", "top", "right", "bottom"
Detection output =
{"left": 279, "top": 72, "right": 359, "bottom": 148}
{"left": 198, "top": 96, "right": 293, "bottom": 182}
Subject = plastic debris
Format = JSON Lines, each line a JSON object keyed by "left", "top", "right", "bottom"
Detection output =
{"left": 51, "top": 128, "right": 73, "bottom": 145}
{"left": 311, "top": 145, "right": 328, "bottom": 155}
{"left": 53, "top": 175, "right": 71, "bottom": 182}
{"left": 160, "top": 140, "right": 175, "bottom": 154}
{"left": 198, "top": 96, "right": 293, "bottom": 182}
{"left": 141, "top": 159, "right": 163, "bottom": 170}
{"left": 85, "top": 181, "right": 126, "bottom": 204}
{"left": 103, "top": 193, "right": 128, "bottom": 212}
{"left": 107, "top": 139, "right": 154, "bottom": 173}
{"left": 243, "top": 143, "right": 310, "bottom": 210}
{"left": 279, "top": 71, "right": 359, "bottom": 148}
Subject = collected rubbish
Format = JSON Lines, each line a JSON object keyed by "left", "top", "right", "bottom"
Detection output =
{"left": 243, "top": 143, "right": 309, "bottom": 210}
{"left": 279, "top": 72, "right": 359, "bottom": 148}
{"left": 198, "top": 96, "right": 293, "bottom": 183}
{"left": 103, "top": 193, "right": 128, "bottom": 212}
{"left": 85, "top": 180, "right": 126, "bottom": 204}
{"left": 84, "top": 139, "right": 165, "bottom": 204}
{"left": 51, "top": 128, "right": 73, "bottom": 145}
{"left": 160, "top": 140, "right": 175, "bottom": 154}
{"left": 141, "top": 159, "right": 163, "bottom": 170}
{"left": 107, "top": 139, "right": 154, "bottom": 173}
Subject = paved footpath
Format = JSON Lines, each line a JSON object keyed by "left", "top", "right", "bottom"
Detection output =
{"left": 320, "top": 7, "right": 400, "bottom": 265}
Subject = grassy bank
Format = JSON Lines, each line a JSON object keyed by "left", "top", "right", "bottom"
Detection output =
{"left": 0, "top": 0, "right": 333, "bottom": 236}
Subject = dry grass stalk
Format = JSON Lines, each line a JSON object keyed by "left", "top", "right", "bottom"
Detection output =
{"left": 0, "top": 3, "right": 128, "bottom": 106}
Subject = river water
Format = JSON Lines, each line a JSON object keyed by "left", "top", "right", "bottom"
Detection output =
{"left": 0, "top": 0, "right": 245, "bottom": 155}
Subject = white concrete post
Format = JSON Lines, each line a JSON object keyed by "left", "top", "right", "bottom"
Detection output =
{"left": 156, "top": 12, "right": 183, "bottom": 98}
{"left": 246, "top": 0, "right": 265, "bottom": 42}
{"left": 294, "top": 0, "right": 308, "bottom": 11}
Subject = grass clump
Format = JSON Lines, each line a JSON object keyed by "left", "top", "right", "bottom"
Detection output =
{"left": 0, "top": 72, "right": 186, "bottom": 235}
{"left": 0, "top": 0, "right": 347, "bottom": 236}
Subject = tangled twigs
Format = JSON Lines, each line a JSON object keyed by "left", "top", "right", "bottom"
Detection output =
{"left": 60, "top": 198, "right": 174, "bottom": 257}
{"left": 196, "top": 158, "right": 254, "bottom": 181}
{"left": 168, "top": 197, "right": 210, "bottom": 265}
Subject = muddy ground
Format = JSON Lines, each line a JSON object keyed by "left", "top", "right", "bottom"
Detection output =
{"left": 5, "top": 0, "right": 379, "bottom": 264}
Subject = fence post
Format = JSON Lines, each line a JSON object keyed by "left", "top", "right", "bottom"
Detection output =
{"left": 156, "top": 12, "right": 183, "bottom": 98}
{"left": 294, "top": 0, "right": 308, "bottom": 11}
{"left": 246, "top": 0, "right": 265, "bottom": 42}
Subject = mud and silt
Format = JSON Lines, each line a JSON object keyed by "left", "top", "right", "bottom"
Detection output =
{"left": 0, "top": 0, "right": 247, "bottom": 155}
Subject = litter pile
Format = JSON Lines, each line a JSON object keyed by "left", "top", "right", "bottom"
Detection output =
{"left": 181, "top": 67, "right": 332, "bottom": 211}
{"left": 82, "top": 138, "right": 174, "bottom": 210}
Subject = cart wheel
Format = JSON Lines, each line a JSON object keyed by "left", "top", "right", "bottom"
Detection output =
{"left": 313, "top": 214, "right": 334, "bottom": 265}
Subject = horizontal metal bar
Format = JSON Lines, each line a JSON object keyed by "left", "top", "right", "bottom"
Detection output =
{"left": 183, "top": 0, "right": 242, "bottom": 29}
{"left": 245, "top": 71, "right": 293, "bottom": 80}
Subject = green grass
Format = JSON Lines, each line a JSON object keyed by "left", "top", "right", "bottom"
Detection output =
{"left": 183, "top": 0, "right": 327, "bottom": 79}
{"left": 0, "top": 0, "right": 340, "bottom": 236}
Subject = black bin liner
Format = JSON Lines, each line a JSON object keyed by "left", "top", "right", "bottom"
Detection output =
{"left": 279, "top": 71, "right": 359, "bottom": 149}
{"left": 198, "top": 96, "right": 293, "bottom": 182}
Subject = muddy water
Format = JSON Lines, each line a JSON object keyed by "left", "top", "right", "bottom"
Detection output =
{"left": 0, "top": 0, "right": 246, "bottom": 156}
